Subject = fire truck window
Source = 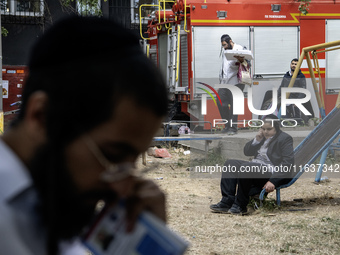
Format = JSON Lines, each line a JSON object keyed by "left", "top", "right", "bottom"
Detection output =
{"left": 326, "top": 19, "right": 340, "bottom": 90}
{"left": 253, "top": 27, "right": 299, "bottom": 77}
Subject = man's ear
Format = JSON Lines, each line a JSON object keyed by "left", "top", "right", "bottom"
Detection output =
{"left": 24, "top": 91, "right": 49, "bottom": 140}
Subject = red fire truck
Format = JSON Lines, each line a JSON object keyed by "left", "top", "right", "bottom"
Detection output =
{"left": 141, "top": 0, "right": 340, "bottom": 129}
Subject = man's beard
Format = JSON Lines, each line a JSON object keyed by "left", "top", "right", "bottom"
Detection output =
{"left": 29, "top": 142, "right": 117, "bottom": 251}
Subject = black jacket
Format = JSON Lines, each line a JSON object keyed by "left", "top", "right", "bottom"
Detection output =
{"left": 243, "top": 130, "right": 295, "bottom": 187}
{"left": 278, "top": 69, "right": 306, "bottom": 99}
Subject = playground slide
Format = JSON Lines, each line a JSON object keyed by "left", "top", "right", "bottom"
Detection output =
{"left": 260, "top": 105, "right": 340, "bottom": 205}
{"left": 292, "top": 105, "right": 340, "bottom": 181}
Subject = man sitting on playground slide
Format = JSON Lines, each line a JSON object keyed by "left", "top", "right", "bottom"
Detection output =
{"left": 210, "top": 115, "right": 295, "bottom": 215}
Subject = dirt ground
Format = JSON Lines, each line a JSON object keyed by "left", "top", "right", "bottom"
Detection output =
{"left": 138, "top": 149, "right": 340, "bottom": 255}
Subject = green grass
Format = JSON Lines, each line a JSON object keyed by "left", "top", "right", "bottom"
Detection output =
{"left": 190, "top": 150, "right": 225, "bottom": 167}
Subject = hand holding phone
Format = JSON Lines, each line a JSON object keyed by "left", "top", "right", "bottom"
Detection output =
{"left": 125, "top": 178, "right": 166, "bottom": 232}
{"left": 255, "top": 129, "right": 264, "bottom": 142}
{"left": 82, "top": 203, "right": 188, "bottom": 255}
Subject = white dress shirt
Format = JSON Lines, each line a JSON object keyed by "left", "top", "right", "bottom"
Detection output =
{"left": 219, "top": 43, "right": 244, "bottom": 85}
{"left": 251, "top": 137, "right": 274, "bottom": 171}
{"left": 0, "top": 138, "right": 87, "bottom": 255}
{"left": 0, "top": 138, "right": 46, "bottom": 255}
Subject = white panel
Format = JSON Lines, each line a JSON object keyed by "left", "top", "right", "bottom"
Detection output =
{"left": 326, "top": 20, "right": 340, "bottom": 90}
{"left": 301, "top": 59, "right": 326, "bottom": 69}
{"left": 254, "top": 27, "right": 298, "bottom": 75}
{"left": 193, "top": 26, "right": 249, "bottom": 79}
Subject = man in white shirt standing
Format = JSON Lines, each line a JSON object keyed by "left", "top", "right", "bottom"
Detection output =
{"left": 217, "top": 34, "right": 245, "bottom": 135}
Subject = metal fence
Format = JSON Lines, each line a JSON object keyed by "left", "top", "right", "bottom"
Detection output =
{"left": 1, "top": 0, "right": 44, "bottom": 24}
{"left": 0, "top": 0, "right": 170, "bottom": 33}
{"left": 108, "top": 0, "right": 158, "bottom": 34}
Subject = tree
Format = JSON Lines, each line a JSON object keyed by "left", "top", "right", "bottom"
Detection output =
{"left": 60, "top": 0, "right": 105, "bottom": 16}
{"left": 297, "top": 0, "right": 311, "bottom": 15}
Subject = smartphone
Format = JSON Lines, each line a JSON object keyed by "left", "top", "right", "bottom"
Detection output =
{"left": 82, "top": 203, "right": 189, "bottom": 255}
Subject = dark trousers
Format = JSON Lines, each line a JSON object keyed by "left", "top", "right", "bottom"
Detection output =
{"left": 283, "top": 104, "right": 301, "bottom": 118}
{"left": 220, "top": 159, "right": 272, "bottom": 208}
{"left": 217, "top": 84, "right": 245, "bottom": 131}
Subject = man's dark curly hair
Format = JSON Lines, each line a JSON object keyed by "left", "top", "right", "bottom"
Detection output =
{"left": 17, "top": 15, "right": 168, "bottom": 145}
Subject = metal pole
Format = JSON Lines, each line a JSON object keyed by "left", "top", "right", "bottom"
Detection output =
{"left": 0, "top": 11, "right": 3, "bottom": 134}
{"left": 315, "top": 149, "right": 328, "bottom": 182}
{"left": 302, "top": 40, "right": 340, "bottom": 52}
{"left": 305, "top": 50, "right": 325, "bottom": 118}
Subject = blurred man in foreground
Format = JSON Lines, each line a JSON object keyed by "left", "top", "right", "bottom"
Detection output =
{"left": 0, "top": 16, "right": 168, "bottom": 255}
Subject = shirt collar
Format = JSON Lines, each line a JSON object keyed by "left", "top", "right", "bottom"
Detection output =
{"left": 0, "top": 138, "right": 33, "bottom": 202}
{"left": 263, "top": 136, "right": 273, "bottom": 143}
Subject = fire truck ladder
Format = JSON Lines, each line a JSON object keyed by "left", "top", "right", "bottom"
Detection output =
{"left": 167, "top": 25, "right": 180, "bottom": 93}
{"left": 260, "top": 40, "right": 340, "bottom": 205}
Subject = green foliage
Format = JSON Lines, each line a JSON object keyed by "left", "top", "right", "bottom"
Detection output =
{"left": 279, "top": 242, "right": 298, "bottom": 253}
{"left": 212, "top": 124, "right": 224, "bottom": 133}
{"left": 247, "top": 120, "right": 263, "bottom": 131}
{"left": 249, "top": 197, "right": 278, "bottom": 212}
{"left": 297, "top": 0, "right": 311, "bottom": 15}
{"left": 310, "top": 117, "right": 321, "bottom": 125}
{"left": 282, "top": 119, "right": 297, "bottom": 127}
{"left": 1, "top": 27, "right": 9, "bottom": 37}
{"left": 191, "top": 150, "right": 225, "bottom": 167}
{"left": 60, "top": 0, "right": 106, "bottom": 16}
